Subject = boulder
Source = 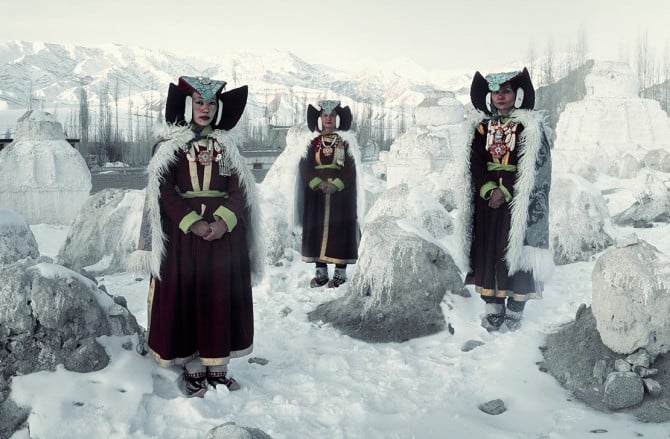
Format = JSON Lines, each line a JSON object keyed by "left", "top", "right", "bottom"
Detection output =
{"left": 307, "top": 216, "right": 465, "bottom": 343}
{"left": 0, "top": 209, "right": 39, "bottom": 265}
{"left": 592, "top": 239, "right": 670, "bottom": 356}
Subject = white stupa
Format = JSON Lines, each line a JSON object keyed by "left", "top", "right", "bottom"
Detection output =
{"left": 0, "top": 110, "right": 91, "bottom": 224}
{"left": 385, "top": 91, "right": 467, "bottom": 188}
{"left": 553, "top": 61, "right": 670, "bottom": 177}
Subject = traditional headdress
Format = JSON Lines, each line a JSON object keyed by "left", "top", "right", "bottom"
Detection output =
{"left": 164, "top": 75, "right": 248, "bottom": 130}
{"left": 306, "top": 99, "right": 353, "bottom": 132}
{"left": 470, "top": 68, "right": 535, "bottom": 115}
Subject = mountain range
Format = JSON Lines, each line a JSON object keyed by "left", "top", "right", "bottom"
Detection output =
{"left": 0, "top": 40, "right": 478, "bottom": 133}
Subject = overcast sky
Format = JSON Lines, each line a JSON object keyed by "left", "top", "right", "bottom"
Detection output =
{"left": 2, "top": 0, "right": 668, "bottom": 72}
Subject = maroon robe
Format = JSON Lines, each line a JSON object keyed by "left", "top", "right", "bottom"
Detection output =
{"left": 299, "top": 132, "right": 359, "bottom": 264}
{"left": 147, "top": 130, "right": 254, "bottom": 367}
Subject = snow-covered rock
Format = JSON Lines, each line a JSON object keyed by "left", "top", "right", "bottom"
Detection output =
{"left": 0, "top": 259, "right": 142, "bottom": 382}
{"left": 58, "top": 188, "right": 143, "bottom": 273}
{"left": 0, "top": 111, "right": 91, "bottom": 224}
{"left": 592, "top": 240, "right": 670, "bottom": 356}
{"left": 553, "top": 61, "right": 670, "bottom": 178}
{"left": 0, "top": 209, "right": 39, "bottom": 265}
{"left": 549, "top": 175, "right": 614, "bottom": 264}
{"left": 386, "top": 92, "right": 467, "bottom": 189}
{"left": 612, "top": 169, "right": 670, "bottom": 226}
{"left": 364, "top": 183, "right": 453, "bottom": 239}
{"left": 307, "top": 215, "right": 465, "bottom": 342}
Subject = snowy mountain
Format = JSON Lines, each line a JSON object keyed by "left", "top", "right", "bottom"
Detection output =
{"left": 0, "top": 40, "right": 473, "bottom": 137}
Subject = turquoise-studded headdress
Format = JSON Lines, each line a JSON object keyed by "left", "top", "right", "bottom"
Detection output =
{"left": 164, "top": 76, "right": 248, "bottom": 130}
{"left": 470, "top": 68, "right": 535, "bottom": 115}
{"left": 306, "top": 99, "right": 353, "bottom": 132}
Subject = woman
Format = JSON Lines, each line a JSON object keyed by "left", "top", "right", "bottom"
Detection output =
{"left": 296, "top": 100, "right": 361, "bottom": 288}
{"left": 456, "top": 68, "right": 553, "bottom": 332}
{"left": 136, "top": 76, "right": 263, "bottom": 397}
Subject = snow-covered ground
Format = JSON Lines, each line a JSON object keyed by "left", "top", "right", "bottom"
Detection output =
{"left": 8, "top": 192, "right": 669, "bottom": 438}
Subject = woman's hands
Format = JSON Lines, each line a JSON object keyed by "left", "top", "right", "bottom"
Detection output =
{"left": 190, "top": 219, "right": 228, "bottom": 241}
{"left": 488, "top": 188, "right": 505, "bottom": 209}
{"left": 318, "top": 181, "right": 338, "bottom": 194}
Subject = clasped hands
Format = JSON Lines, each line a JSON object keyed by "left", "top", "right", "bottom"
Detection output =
{"left": 488, "top": 188, "right": 505, "bottom": 209}
{"left": 190, "top": 219, "right": 228, "bottom": 241}
{"left": 318, "top": 181, "right": 338, "bottom": 194}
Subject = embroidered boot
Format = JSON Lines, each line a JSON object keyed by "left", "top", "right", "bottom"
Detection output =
{"left": 207, "top": 369, "right": 241, "bottom": 391}
{"left": 504, "top": 308, "right": 523, "bottom": 332}
{"left": 182, "top": 371, "right": 208, "bottom": 398}
{"left": 481, "top": 303, "right": 505, "bottom": 332}
{"left": 327, "top": 267, "right": 347, "bottom": 288}
{"left": 310, "top": 266, "right": 329, "bottom": 288}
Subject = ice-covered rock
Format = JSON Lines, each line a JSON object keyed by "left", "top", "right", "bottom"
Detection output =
{"left": 0, "top": 111, "right": 91, "bottom": 224}
{"left": 549, "top": 174, "right": 614, "bottom": 264}
{"left": 364, "top": 183, "right": 452, "bottom": 239}
{"left": 592, "top": 240, "right": 670, "bottom": 356}
{"left": 612, "top": 169, "right": 670, "bottom": 226}
{"left": 58, "top": 188, "right": 143, "bottom": 273}
{"left": 553, "top": 61, "right": 670, "bottom": 178}
{"left": 307, "top": 215, "right": 465, "bottom": 343}
{"left": 386, "top": 92, "right": 467, "bottom": 189}
{"left": 0, "top": 209, "right": 39, "bottom": 265}
{"left": 0, "top": 259, "right": 142, "bottom": 385}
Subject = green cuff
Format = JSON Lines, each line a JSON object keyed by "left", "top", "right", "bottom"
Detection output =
{"left": 331, "top": 178, "right": 344, "bottom": 191}
{"left": 480, "top": 181, "right": 498, "bottom": 199}
{"left": 179, "top": 211, "right": 203, "bottom": 234}
{"left": 498, "top": 184, "right": 512, "bottom": 202}
{"left": 309, "top": 177, "right": 323, "bottom": 190}
{"left": 213, "top": 205, "right": 238, "bottom": 232}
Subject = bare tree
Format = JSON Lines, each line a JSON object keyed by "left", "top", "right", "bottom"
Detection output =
{"left": 636, "top": 31, "right": 655, "bottom": 94}
{"left": 576, "top": 26, "right": 588, "bottom": 66}
{"left": 527, "top": 41, "right": 537, "bottom": 79}
{"left": 78, "top": 87, "right": 90, "bottom": 145}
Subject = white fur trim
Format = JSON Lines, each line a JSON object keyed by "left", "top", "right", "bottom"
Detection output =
{"left": 145, "top": 125, "right": 265, "bottom": 285}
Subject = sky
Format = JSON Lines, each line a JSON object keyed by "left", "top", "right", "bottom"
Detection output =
{"left": 2, "top": 0, "right": 669, "bottom": 72}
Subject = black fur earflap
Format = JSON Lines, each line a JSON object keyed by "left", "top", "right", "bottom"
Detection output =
{"left": 164, "top": 82, "right": 248, "bottom": 130}
{"left": 470, "top": 68, "right": 535, "bottom": 114}
{"left": 306, "top": 103, "right": 353, "bottom": 132}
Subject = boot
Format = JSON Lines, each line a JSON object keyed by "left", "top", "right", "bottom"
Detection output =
{"left": 327, "top": 267, "right": 346, "bottom": 288}
{"left": 504, "top": 308, "right": 523, "bottom": 332}
{"left": 182, "top": 371, "right": 208, "bottom": 398}
{"left": 310, "top": 266, "right": 329, "bottom": 288}
{"left": 481, "top": 302, "right": 505, "bottom": 332}
{"left": 207, "top": 370, "right": 241, "bottom": 391}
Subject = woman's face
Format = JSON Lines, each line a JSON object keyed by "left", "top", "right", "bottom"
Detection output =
{"left": 492, "top": 83, "right": 516, "bottom": 114}
{"left": 192, "top": 92, "right": 218, "bottom": 127}
{"left": 320, "top": 110, "right": 337, "bottom": 133}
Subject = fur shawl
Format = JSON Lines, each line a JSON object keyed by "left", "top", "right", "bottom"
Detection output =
{"left": 454, "top": 109, "right": 554, "bottom": 283}
{"left": 128, "top": 125, "right": 264, "bottom": 286}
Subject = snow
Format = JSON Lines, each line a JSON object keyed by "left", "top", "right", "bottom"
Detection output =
{"left": 6, "top": 176, "right": 668, "bottom": 439}
{"left": 5, "top": 60, "right": 670, "bottom": 438}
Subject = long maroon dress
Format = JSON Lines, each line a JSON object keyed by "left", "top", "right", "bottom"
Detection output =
{"left": 145, "top": 126, "right": 256, "bottom": 367}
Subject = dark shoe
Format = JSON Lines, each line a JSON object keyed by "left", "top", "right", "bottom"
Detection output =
{"left": 504, "top": 310, "right": 523, "bottom": 331}
{"left": 207, "top": 371, "right": 241, "bottom": 391}
{"left": 481, "top": 302, "right": 505, "bottom": 332}
{"left": 327, "top": 277, "right": 346, "bottom": 288}
{"left": 327, "top": 268, "right": 346, "bottom": 288}
{"left": 183, "top": 371, "right": 208, "bottom": 398}
{"left": 310, "top": 267, "right": 329, "bottom": 288}
{"left": 310, "top": 276, "right": 329, "bottom": 288}
{"left": 481, "top": 313, "right": 505, "bottom": 332}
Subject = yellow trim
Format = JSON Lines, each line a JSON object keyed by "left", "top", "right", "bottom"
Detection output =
{"left": 498, "top": 184, "right": 512, "bottom": 202}
{"left": 179, "top": 190, "right": 229, "bottom": 198}
{"left": 319, "top": 192, "right": 332, "bottom": 260}
{"left": 179, "top": 211, "right": 203, "bottom": 233}
{"left": 480, "top": 181, "right": 498, "bottom": 199}
{"left": 315, "top": 164, "right": 340, "bottom": 170}
{"left": 213, "top": 205, "right": 238, "bottom": 232}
